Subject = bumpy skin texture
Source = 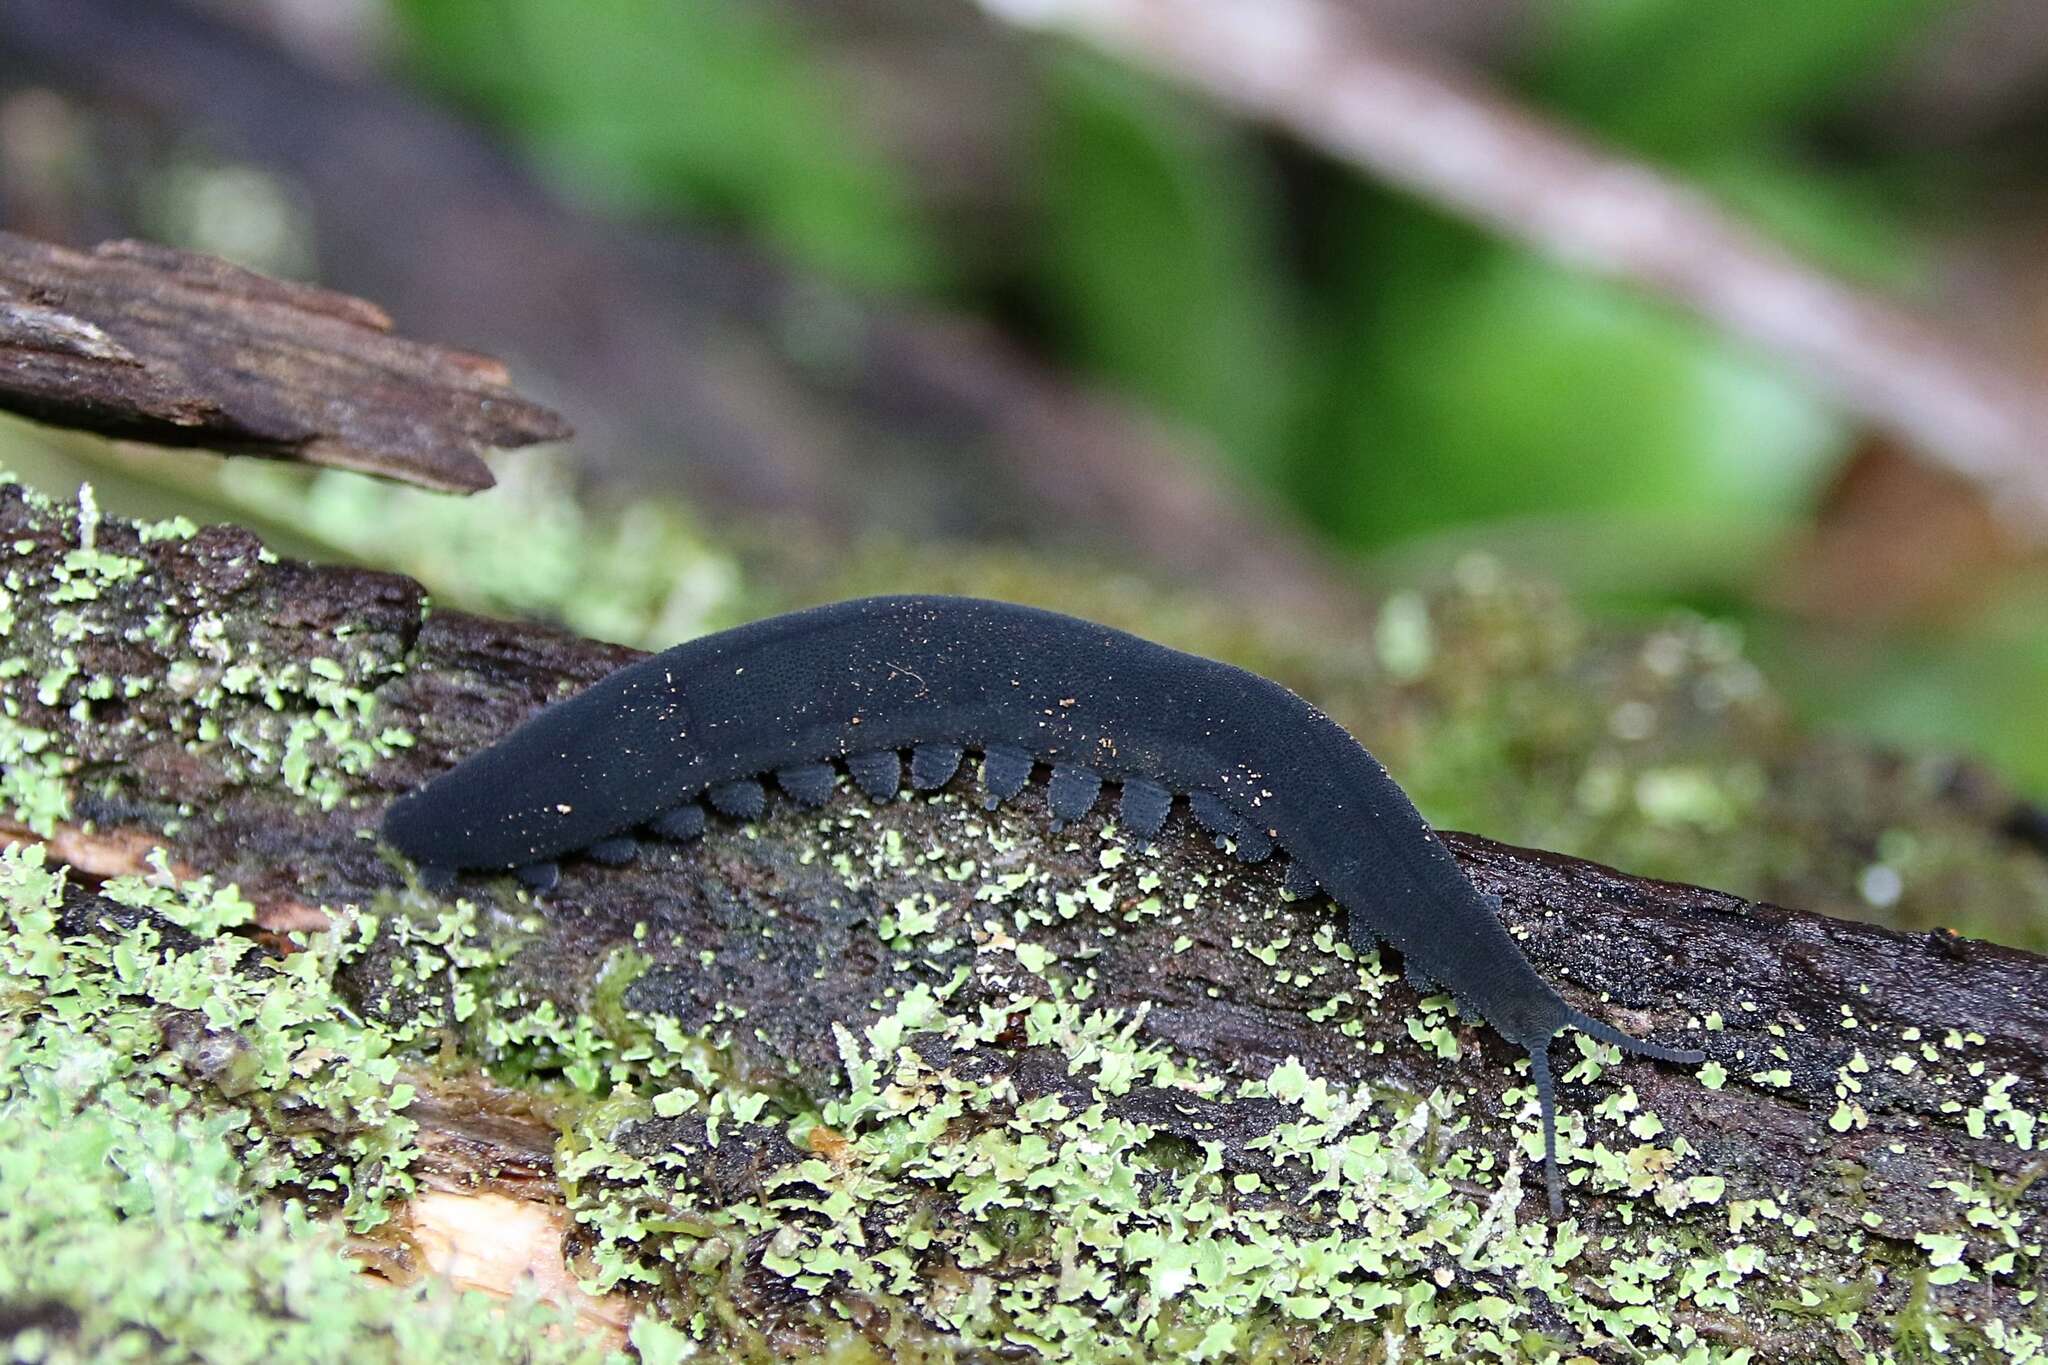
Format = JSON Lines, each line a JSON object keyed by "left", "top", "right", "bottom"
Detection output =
{"left": 382, "top": 595, "right": 1699, "bottom": 1213}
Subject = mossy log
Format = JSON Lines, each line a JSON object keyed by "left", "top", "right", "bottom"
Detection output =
{"left": 1, "top": 479, "right": 2042, "bottom": 1363}
{"left": 0, "top": 231, "right": 569, "bottom": 492}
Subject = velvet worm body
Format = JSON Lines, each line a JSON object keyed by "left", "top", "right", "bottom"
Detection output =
{"left": 382, "top": 594, "right": 1701, "bottom": 1215}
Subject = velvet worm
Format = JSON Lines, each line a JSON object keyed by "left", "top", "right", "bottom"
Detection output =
{"left": 383, "top": 595, "right": 1701, "bottom": 1214}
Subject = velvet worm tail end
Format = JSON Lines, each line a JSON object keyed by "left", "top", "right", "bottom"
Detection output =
{"left": 1528, "top": 1013, "right": 1704, "bottom": 1218}
{"left": 1529, "top": 1039, "right": 1563, "bottom": 1218}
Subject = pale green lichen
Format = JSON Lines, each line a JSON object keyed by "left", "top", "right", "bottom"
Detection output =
{"left": 0, "top": 477, "right": 416, "bottom": 820}
{"left": 239, "top": 656, "right": 417, "bottom": 810}
{"left": 0, "top": 464, "right": 2040, "bottom": 1359}
{"left": 0, "top": 843, "right": 621, "bottom": 1364}
{"left": 2, "top": 845, "right": 417, "bottom": 1229}
{"left": 0, "top": 710, "right": 71, "bottom": 835}
{"left": 325, "top": 791, "right": 2042, "bottom": 1364}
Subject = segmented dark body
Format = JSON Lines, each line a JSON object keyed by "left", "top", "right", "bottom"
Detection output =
{"left": 381, "top": 594, "right": 1698, "bottom": 1213}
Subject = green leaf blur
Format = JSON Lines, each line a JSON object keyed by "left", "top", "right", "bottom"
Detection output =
{"left": 388, "top": 0, "right": 938, "bottom": 292}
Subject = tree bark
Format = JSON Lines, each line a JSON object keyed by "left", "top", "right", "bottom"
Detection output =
{"left": 0, "top": 231, "right": 569, "bottom": 492}
{"left": 3, "top": 477, "right": 2041, "bottom": 1362}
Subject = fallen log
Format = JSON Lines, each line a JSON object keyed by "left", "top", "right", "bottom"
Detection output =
{"left": 0, "top": 476, "right": 2040, "bottom": 1362}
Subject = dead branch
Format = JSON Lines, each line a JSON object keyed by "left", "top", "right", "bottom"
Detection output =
{"left": 3, "top": 480, "right": 2041, "bottom": 1359}
{"left": 979, "top": 0, "right": 2048, "bottom": 533}
{"left": 0, "top": 231, "right": 568, "bottom": 492}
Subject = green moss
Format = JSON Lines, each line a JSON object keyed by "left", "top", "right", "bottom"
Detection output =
{"left": 0, "top": 843, "right": 620, "bottom": 1364}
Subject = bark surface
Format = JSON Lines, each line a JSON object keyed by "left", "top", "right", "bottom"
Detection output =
{"left": 0, "top": 231, "right": 569, "bottom": 491}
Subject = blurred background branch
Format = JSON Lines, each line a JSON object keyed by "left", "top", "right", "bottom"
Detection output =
{"left": 981, "top": 0, "right": 2048, "bottom": 529}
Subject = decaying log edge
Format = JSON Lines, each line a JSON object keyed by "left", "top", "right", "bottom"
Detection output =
{"left": 0, "top": 231, "right": 570, "bottom": 492}
{"left": 0, "top": 478, "right": 2040, "bottom": 1358}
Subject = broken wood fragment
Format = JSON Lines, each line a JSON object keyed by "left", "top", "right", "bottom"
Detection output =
{"left": 0, "top": 231, "right": 569, "bottom": 491}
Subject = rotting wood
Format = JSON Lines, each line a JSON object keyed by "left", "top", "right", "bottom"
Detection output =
{"left": 0, "top": 231, "right": 569, "bottom": 492}
{"left": 2, "top": 482, "right": 2042, "bottom": 1360}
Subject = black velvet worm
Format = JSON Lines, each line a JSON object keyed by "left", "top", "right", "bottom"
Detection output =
{"left": 382, "top": 594, "right": 1702, "bottom": 1215}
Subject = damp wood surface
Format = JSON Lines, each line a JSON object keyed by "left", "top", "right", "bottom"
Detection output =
{"left": 2, "top": 480, "right": 2044, "bottom": 1362}
{"left": 0, "top": 231, "right": 570, "bottom": 492}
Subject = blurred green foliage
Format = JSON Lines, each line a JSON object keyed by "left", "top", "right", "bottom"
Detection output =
{"left": 391, "top": 0, "right": 937, "bottom": 291}
{"left": 1294, "top": 207, "right": 1846, "bottom": 549}
{"left": 380, "top": 0, "right": 1928, "bottom": 543}
{"left": 382, "top": 0, "right": 2047, "bottom": 797}
{"left": 1765, "top": 587, "right": 2048, "bottom": 797}
{"left": 1034, "top": 53, "right": 1303, "bottom": 480}
{"left": 1539, "top": 0, "right": 1944, "bottom": 156}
